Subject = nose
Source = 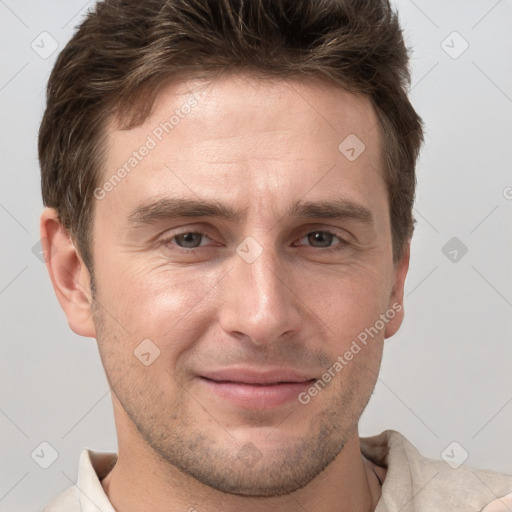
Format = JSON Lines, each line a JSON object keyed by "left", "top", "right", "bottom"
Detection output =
{"left": 218, "top": 240, "right": 303, "bottom": 346}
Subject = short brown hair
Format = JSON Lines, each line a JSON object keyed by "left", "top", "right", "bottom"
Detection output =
{"left": 39, "top": 0, "right": 423, "bottom": 272}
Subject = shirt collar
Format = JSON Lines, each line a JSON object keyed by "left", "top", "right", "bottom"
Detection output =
{"left": 76, "top": 449, "right": 117, "bottom": 512}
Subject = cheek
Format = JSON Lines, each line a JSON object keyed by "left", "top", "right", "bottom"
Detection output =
{"left": 303, "top": 265, "right": 392, "bottom": 337}
{"left": 294, "top": 265, "right": 391, "bottom": 385}
{"left": 94, "top": 254, "right": 225, "bottom": 350}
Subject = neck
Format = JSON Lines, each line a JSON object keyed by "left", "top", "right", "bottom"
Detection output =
{"left": 102, "top": 420, "right": 382, "bottom": 512}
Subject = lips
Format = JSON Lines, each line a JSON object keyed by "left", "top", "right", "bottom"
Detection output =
{"left": 198, "top": 368, "right": 317, "bottom": 409}
{"left": 201, "top": 368, "right": 315, "bottom": 384}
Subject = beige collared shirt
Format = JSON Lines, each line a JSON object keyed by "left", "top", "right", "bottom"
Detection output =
{"left": 44, "top": 430, "right": 512, "bottom": 511}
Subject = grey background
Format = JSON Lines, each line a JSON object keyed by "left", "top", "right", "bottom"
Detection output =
{"left": 1, "top": 0, "right": 511, "bottom": 510}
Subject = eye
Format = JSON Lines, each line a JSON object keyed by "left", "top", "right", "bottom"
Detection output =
{"left": 297, "top": 230, "right": 347, "bottom": 249}
{"left": 160, "top": 229, "right": 348, "bottom": 254}
{"left": 165, "top": 231, "right": 212, "bottom": 249}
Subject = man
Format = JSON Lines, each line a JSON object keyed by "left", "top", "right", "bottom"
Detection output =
{"left": 39, "top": 0, "right": 511, "bottom": 510}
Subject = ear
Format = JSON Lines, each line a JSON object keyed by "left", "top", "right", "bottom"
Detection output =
{"left": 384, "top": 241, "right": 410, "bottom": 339}
{"left": 40, "top": 207, "right": 96, "bottom": 338}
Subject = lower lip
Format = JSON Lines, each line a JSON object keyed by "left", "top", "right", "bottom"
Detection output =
{"left": 199, "top": 378, "right": 316, "bottom": 409}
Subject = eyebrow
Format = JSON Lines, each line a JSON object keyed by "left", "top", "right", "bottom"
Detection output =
{"left": 287, "top": 198, "right": 373, "bottom": 224}
{"left": 127, "top": 197, "right": 373, "bottom": 227}
{"left": 128, "top": 197, "right": 246, "bottom": 225}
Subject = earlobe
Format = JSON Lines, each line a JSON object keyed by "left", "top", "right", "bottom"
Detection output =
{"left": 384, "top": 242, "right": 410, "bottom": 339}
{"left": 40, "top": 208, "right": 96, "bottom": 338}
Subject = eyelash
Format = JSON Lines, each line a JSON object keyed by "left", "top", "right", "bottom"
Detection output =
{"left": 159, "top": 229, "right": 349, "bottom": 253}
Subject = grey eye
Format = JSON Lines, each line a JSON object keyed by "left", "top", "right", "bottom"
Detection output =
{"left": 174, "top": 232, "right": 204, "bottom": 248}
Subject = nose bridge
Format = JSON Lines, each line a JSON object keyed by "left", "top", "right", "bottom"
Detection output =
{"left": 245, "top": 243, "right": 283, "bottom": 311}
{"left": 220, "top": 237, "right": 302, "bottom": 345}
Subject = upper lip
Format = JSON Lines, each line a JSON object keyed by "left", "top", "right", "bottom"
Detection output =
{"left": 200, "top": 367, "right": 316, "bottom": 385}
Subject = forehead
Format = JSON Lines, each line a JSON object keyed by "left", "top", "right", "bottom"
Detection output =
{"left": 100, "top": 74, "right": 385, "bottom": 219}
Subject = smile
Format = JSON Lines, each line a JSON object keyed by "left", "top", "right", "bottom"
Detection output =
{"left": 198, "top": 368, "right": 317, "bottom": 409}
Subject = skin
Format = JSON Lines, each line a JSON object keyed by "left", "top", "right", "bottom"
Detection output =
{"left": 41, "top": 74, "right": 410, "bottom": 512}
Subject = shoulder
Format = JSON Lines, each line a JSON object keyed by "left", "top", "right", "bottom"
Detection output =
{"left": 361, "top": 430, "right": 512, "bottom": 512}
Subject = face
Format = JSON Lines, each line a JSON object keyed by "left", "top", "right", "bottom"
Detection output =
{"left": 89, "top": 75, "right": 407, "bottom": 496}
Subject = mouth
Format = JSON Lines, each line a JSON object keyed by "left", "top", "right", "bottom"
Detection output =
{"left": 198, "top": 368, "right": 317, "bottom": 409}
